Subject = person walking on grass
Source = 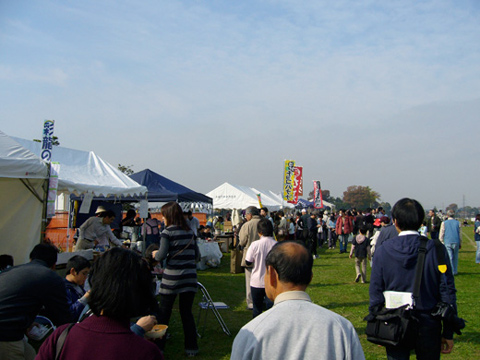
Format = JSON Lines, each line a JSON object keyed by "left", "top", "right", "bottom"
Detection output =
{"left": 369, "top": 198, "right": 459, "bottom": 359}
{"left": 245, "top": 218, "right": 277, "bottom": 318}
{"left": 439, "top": 210, "right": 461, "bottom": 276}
{"left": 349, "top": 226, "right": 371, "bottom": 283}
{"left": 231, "top": 241, "right": 365, "bottom": 360}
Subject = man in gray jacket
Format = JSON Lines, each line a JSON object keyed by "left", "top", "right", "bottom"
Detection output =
{"left": 231, "top": 241, "right": 365, "bottom": 360}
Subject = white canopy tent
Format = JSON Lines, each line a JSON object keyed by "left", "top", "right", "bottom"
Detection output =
{"left": 0, "top": 132, "right": 148, "bottom": 264}
{"left": 13, "top": 137, "right": 147, "bottom": 198}
{"left": 0, "top": 131, "right": 49, "bottom": 264}
{"left": 206, "top": 182, "right": 284, "bottom": 211}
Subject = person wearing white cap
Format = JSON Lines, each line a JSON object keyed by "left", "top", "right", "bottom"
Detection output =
{"left": 75, "top": 209, "right": 123, "bottom": 251}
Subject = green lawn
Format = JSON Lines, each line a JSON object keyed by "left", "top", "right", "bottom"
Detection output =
{"left": 161, "top": 227, "right": 479, "bottom": 359}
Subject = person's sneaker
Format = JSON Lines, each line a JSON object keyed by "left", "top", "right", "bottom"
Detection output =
{"left": 185, "top": 349, "right": 199, "bottom": 357}
{"left": 355, "top": 274, "right": 361, "bottom": 283}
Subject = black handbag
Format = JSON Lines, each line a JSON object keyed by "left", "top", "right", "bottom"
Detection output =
{"left": 365, "top": 236, "right": 428, "bottom": 348}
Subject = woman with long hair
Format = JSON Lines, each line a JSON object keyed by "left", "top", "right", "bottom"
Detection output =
{"left": 37, "top": 248, "right": 163, "bottom": 359}
{"left": 153, "top": 201, "right": 199, "bottom": 357}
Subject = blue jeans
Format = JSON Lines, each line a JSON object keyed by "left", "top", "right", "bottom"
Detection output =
{"left": 445, "top": 243, "right": 459, "bottom": 275}
{"left": 476, "top": 241, "right": 480, "bottom": 264}
{"left": 339, "top": 234, "right": 349, "bottom": 252}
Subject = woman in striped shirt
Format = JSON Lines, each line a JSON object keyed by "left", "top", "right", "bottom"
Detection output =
{"left": 153, "top": 202, "right": 199, "bottom": 357}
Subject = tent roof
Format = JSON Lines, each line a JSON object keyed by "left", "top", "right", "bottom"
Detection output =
{"left": 0, "top": 131, "right": 48, "bottom": 179}
{"left": 206, "top": 182, "right": 283, "bottom": 210}
{"left": 130, "top": 169, "right": 212, "bottom": 204}
{"left": 12, "top": 136, "right": 147, "bottom": 197}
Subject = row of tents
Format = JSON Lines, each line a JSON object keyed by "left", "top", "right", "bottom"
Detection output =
{"left": 0, "top": 130, "right": 331, "bottom": 264}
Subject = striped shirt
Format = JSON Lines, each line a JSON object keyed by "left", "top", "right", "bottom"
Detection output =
{"left": 155, "top": 226, "right": 198, "bottom": 295}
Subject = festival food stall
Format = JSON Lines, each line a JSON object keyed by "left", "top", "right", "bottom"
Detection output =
{"left": 5, "top": 135, "right": 147, "bottom": 262}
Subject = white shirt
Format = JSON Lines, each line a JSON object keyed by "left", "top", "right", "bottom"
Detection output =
{"left": 79, "top": 217, "right": 122, "bottom": 247}
{"left": 187, "top": 217, "right": 200, "bottom": 236}
{"left": 245, "top": 236, "right": 277, "bottom": 288}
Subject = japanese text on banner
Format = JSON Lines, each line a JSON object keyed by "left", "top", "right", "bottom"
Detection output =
{"left": 41, "top": 120, "right": 55, "bottom": 161}
{"left": 288, "top": 166, "right": 302, "bottom": 205}
{"left": 283, "top": 160, "right": 295, "bottom": 201}
{"left": 313, "top": 180, "right": 323, "bottom": 209}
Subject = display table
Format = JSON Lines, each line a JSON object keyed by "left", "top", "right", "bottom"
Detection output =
{"left": 215, "top": 234, "right": 234, "bottom": 253}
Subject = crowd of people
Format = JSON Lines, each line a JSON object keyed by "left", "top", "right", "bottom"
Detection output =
{"left": 0, "top": 199, "right": 473, "bottom": 359}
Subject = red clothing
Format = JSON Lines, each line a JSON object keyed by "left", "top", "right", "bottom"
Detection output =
{"left": 335, "top": 215, "right": 353, "bottom": 235}
{"left": 36, "top": 315, "right": 163, "bottom": 360}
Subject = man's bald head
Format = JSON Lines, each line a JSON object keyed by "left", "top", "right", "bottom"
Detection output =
{"left": 265, "top": 241, "right": 313, "bottom": 286}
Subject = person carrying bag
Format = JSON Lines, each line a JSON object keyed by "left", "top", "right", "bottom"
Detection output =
{"left": 365, "top": 237, "right": 428, "bottom": 348}
{"left": 367, "top": 198, "right": 463, "bottom": 359}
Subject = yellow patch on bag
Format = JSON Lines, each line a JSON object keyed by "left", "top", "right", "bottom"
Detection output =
{"left": 438, "top": 264, "right": 447, "bottom": 273}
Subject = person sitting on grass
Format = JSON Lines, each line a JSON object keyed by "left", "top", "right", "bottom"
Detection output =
{"left": 349, "top": 226, "right": 371, "bottom": 283}
{"left": 245, "top": 218, "right": 277, "bottom": 318}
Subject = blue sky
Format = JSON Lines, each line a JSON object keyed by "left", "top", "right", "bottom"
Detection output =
{"left": 1, "top": 0, "right": 480, "bottom": 210}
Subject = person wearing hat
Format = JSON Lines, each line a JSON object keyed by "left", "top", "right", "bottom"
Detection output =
{"left": 75, "top": 209, "right": 123, "bottom": 251}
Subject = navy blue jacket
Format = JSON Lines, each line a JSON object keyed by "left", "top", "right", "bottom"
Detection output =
{"left": 369, "top": 233, "right": 457, "bottom": 337}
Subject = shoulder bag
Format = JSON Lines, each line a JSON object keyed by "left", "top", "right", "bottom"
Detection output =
{"left": 364, "top": 236, "right": 428, "bottom": 348}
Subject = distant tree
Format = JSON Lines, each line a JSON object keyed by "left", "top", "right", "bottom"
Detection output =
{"left": 378, "top": 202, "right": 392, "bottom": 215}
{"left": 446, "top": 203, "right": 458, "bottom": 213}
{"left": 342, "top": 185, "right": 380, "bottom": 210}
{"left": 321, "top": 190, "right": 331, "bottom": 202}
{"left": 308, "top": 189, "right": 332, "bottom": 202}
{"left": 331, "top": 197, "right": 349, "bottom": 210}
{"left": 118, "top": 164, "right": 134, "bottom": 176}
{"left": 33, "top": 136, "right": 60, "bottom": 146}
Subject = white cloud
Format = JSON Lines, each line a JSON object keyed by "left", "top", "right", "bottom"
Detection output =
{"left": 1, "top": 0, "right": 480, "bottom": 208}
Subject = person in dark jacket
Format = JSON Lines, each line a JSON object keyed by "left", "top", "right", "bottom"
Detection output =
{"left": 64, "top": 255, "right": 91, "bottom": 320}
{"left": 307, "top": 212, "right": 318, "bottom": 259}
{"left": 349, "top": 227, "right": 371, "bottom": 283}
{"left": 369, "top": 198, "right": 458, "bottom": 359}
{"left": 0, "top": 244, "right": 72, "bottom": 359}
{"left": 426, "top": 209, "right": 442, "bottom": 240}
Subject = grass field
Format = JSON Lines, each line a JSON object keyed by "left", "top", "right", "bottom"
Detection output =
{"left": 161, "top": 227, "right": 480, "bottom": 359}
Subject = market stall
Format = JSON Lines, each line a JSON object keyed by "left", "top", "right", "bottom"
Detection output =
{"left": 0, "top": 131, "right": 49, "bottom": 264}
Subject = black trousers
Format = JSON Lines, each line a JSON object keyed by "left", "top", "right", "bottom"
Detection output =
{"left": 251, "top": 286, "right": 273, "bottom": 318}
{"left": 158, "top": 292, "right": 198, "bottom": 351}
{"left": 386, "top": 313, "right": 442, "bottom": 360}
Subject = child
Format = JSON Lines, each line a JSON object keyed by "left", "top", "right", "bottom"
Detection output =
{"left": 288, "top": 218, "right": 296, "bottom": 240}
{"left": 65, "top": 255, "right": 91, "bottom": 320}
{"left": 419, "top": 221, "right": 428, "bottom": 237}
{"left": 349, "top": 227, "right": 371, "bottom": 283}
{"left": 245, "top": 218, "right": 277, "bottom": 318}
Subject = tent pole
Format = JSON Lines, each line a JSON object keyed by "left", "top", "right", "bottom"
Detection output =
{"left": 141, "top": 193, "right": 147, "bottom": 257}
{"left": 40, "top": 162, "right": 51, "bottom": 244}
{"left": 66, "top": 196, "right": 71, "bottom": 252}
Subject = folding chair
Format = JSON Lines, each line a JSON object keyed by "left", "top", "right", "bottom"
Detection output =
{"left": 196, "top": 282, "right": 231, "bottom": 337}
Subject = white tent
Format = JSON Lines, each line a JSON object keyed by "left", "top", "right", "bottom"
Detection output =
{"left": 0, "top": 132, "right": 148, "bottom": 264}
{"left": 0, "top": 131, "right": 49, "bottom": 264}
{"left": 206, "top": 182, "right": 283, "bottom": 211}
{"left": 13, "top": 137, "right": 147, "bottom": 197}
